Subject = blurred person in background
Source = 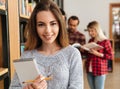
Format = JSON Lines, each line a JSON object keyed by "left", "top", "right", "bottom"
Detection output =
{"left": 67, "top": 15, "right": 86, "bottom": 58}
{"left": 84, "top": 21, "right": 113, "bottom": 89}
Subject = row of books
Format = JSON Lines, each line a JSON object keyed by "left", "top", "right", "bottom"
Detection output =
{"left": 19, "top": 0, "right": 36, "bottom": 17}
{"left": 0, "top": 0, "right": 5, "bottom": 6}
{"left": 0, "top": 0, "right": 6, "bottom": 10}
{"left": 20, "top": 22, "right": 26, "bottom": 54}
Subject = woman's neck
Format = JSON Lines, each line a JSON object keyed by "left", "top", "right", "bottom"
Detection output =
{"left": 38, "top": 43, "right": 61, "bottom": 56}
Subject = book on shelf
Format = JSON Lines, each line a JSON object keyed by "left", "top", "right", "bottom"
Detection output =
{"left": 20, "top": 43, "right": 25, "bottom": 54}
{"left": 20, "top": 0, "right": 36, "bottom": 17}
{"left": 0, "top": 0, "right": 5, "bottom": 6}
{"left": 0, "top": 0, "right": 6, "bottom": 10}
{"left": 13, "top": 58, "right": 39, "bottom": 85}
{"left": 72, "top": 42, "right": 103, "bottom": 52}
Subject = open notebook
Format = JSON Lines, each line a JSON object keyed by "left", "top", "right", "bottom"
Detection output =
{"left": 13, "top": 58, "right": 39, "bottom": 85}
{"left": 72, "top": 42, "right": 103, "bottom": 52}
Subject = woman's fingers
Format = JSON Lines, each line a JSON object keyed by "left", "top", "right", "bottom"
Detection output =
{"left": 23, "top": 85, "right": 28, "bottom": 89}
{"left": 32, "top": 80, "right": 47, "bottom": 89}
{"left": 28, "top": 84, "right": 34, "bottom": 89}
{"left": 34, "top": 75, "right": 45, "bottom": 82}
{"left": 23, "top": 75, "right": 47, "bottom": 89}
{"left": 23, "top": 84, "right": 34, "bottom": 89}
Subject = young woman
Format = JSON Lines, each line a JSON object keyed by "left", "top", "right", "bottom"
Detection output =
{"left": 9, "top": 0, "right": 83, "bottom": 89}
{"left": 85, "top": 21, "right": 113, "bottom": 89}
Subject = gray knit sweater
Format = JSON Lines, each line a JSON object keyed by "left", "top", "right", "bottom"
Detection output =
{"left": 9, "top": 46, "right": 83, "bottom": 89}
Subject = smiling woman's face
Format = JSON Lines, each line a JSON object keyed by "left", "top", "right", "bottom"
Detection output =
{"left": 88, "top": 27, "right": 97, "bottom": 38}
{"left": 36, "top": 10, "right": 59, "bottom": 45}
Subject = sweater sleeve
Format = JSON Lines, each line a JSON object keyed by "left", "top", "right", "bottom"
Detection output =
{"left": 68, "top": 48, "right": 83, "bottom": 89}
{"left": 9, "top": 72, "right": 23, "bottom": 89}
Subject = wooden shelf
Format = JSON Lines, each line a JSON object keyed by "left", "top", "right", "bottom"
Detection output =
{"left": 8, "top": 0, "right": 20, "bottom": 78}
{"left": 0, "top": 68, "right": 8, "bottom": 84}
{"left": 0, "top": 68, "right": 8, "bottom": 76}
{"left": 20, "top": 14, "right": 30, "bottom": 20}
{"left": 0, "top": 6, "right": 5, "bottom": 11}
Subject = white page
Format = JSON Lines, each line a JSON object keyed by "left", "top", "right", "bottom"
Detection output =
{"left": 83, "top": 42, "right": 103, "bottom": 50}
{"left": 13, "top": 58, "right": 40, "bottom": 85}
{"left": 72, "top": 42, "right": 103, "bottom": 52}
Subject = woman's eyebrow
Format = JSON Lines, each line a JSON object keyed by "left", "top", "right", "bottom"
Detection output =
{"left": 37, "top": 20, "right": 57, "bottom": 24}
{"left": 37, "top": 21, "right": 44, "bottom": 23}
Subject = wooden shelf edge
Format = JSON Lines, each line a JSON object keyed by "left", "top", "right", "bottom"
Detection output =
{"left": 0, "top": 68, "right": 8, "bottom": 76}
{"left": 0, "top": 6, "right": 6, "bottom": 11}
{"left": 20, "top": 14, "right": 30, "bottom": 19}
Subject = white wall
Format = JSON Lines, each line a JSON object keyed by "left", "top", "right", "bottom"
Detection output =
{"left": 64, "top": 0, "right": 120, "bottom": 42}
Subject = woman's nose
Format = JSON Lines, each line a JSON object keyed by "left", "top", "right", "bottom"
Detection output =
{"left": 45, "top": 25, "right": 51, "bottom": 33}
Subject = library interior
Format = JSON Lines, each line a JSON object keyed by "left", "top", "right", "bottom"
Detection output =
{"left": 0, "top": 0, "right": 120, "bottom": 89}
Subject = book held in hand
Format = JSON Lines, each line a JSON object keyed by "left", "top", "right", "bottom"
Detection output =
{"left": 13, "top": 58, "right": 40, "bottom": 85}
{"left": 72, "top": 42, "right": 103, "bottom": 51}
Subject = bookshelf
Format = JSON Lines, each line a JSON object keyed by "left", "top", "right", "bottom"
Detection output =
{"left": 0, "top": 6, "right": 5, "bottom": 11}
{"left": 19, "top": 0, "right": 36, "bottom": 55}
{"left": 19, "top": 0, "right": 36, "bottom": 19}
{"left": 7, "top": 0, "right": 20, "bottom": 80}
{"left": 0, "top": 68, "right": 8, "bottom": 76}
{"left": 109, "top": 3, "right": 120, "bottom": 61}
{"left": 0, "top": 0, "right": 6, "bottom": 11}
{"left": 0, "top": 0, "right": 10, "bottom": 89}
{"left": 20, "top": 14, "right": 29, "bottom": 19}
{"left": 19, "top": 21, "right": 27, "bottom": 54}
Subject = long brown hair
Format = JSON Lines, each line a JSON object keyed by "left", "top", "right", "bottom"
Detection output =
{"left": 24, "top": 0, "right": 69, "bottom": 50}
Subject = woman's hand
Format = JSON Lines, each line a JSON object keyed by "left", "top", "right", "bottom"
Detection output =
{"left": 23, "top": 83, "right": 34, "bottom": 89}
{"left": 89, "top": 49, "right": 103, "bottom": 57}
{"left": 23, "top": 75, "right": 47, "bottom": 89}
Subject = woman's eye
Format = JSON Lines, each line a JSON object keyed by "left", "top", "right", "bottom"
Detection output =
{"left": 38, "top": 23, "right": 45, "bottom": 27}
{"left": 51, "top": 22, "right": 57, "bottom": 26}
